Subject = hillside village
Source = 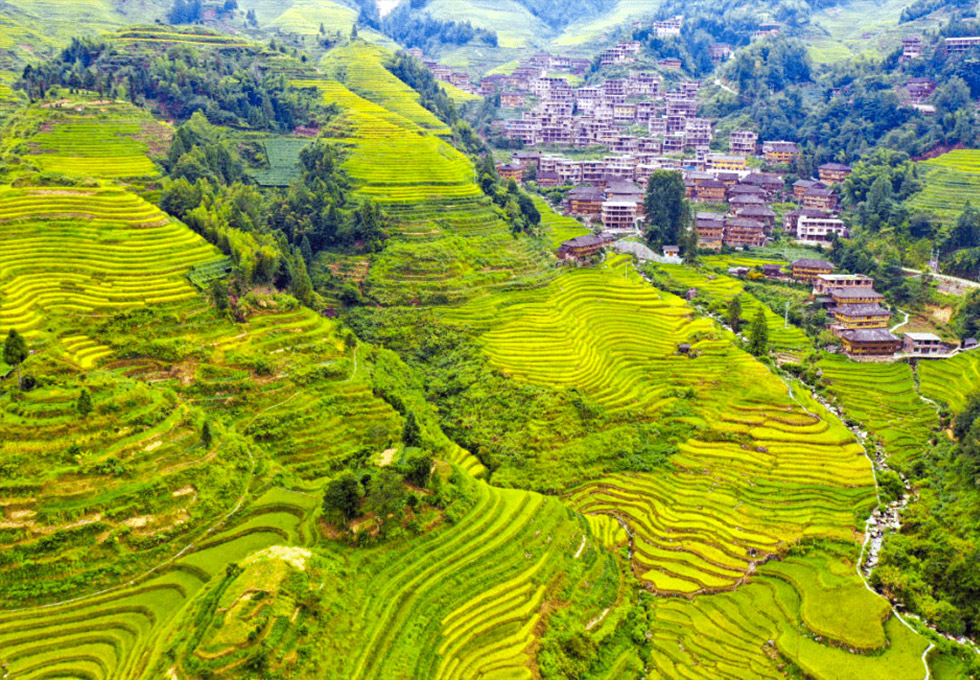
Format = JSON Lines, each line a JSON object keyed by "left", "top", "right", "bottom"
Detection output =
{"left": 4, "top": 1, "right": 980, "bottom": 679}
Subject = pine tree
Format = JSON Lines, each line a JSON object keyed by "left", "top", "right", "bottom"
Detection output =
{"left": 291, "top": 249, "right": 314, "bottom": 306}
{"left": 402, "top": 410, "right": 422, "bottom": 447}
{"left": 300, "top": 234, "right": 314, "bottom": 264}
{"left": 727, "top": 296, "right": 743, "bottom": 334}
{"left": 3, "top": 329, "right": 28, "bottom": 390}
{"left": 76, "top": 389, "right": 93, "bottom": 416}
{"left": 748, "top": 309, "right": 769, "bottom": 356}
{"left": 202, "top": 420, "right": 214, "bottom": 448}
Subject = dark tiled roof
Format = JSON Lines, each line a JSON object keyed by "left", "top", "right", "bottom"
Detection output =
{"left": 792, "top": 258, "right": 834, "bottom": 269}
{"left": 840, "top": 329, "right": 900, "bottom": 342}
{"left": 834, "top": 304, "right": 891, "bottom": 318}
{"left": 831, "top": 287, "right": 883, "bottom": 300}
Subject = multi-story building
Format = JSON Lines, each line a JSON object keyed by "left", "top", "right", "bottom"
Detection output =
{"left": 839, "top": 329, "right": 902, "bottom": 357}
{"left": 567, "top": 185, "right": 604, "bottom": 217}
{"left": 832, "top": 304, "right": 891, "bottom": 329}
{"left": 707, "top": 154, "right": 747, "bottom": 172}
{"left": 812, "top": 274, "right": 873, "bottom": 296}
{"left": 791, "top": 258, "right": 835, "bottom": 282}
{"left": 803, "top": 187, "right": 838, "bottom": 211}
{"left": 830, "top": 286, "right": 884, "bottom": 307}
{"left": 601, "top": 200, "right": 639, "bottom": 234}
{"left": 729, "top": 130, "right": 758, "bottom": 156}
{"left": 818, "top": 163, "right": 852, "bottom": 184}
{"left": 653, "top": 16, "right": 682, "bottom": 37}
{"left": 796, "top": 215, "right": 848, "bottom": 245}
{"left": 724, "top": 216, "right": 767, "bottom": 248}
{"left": 696, "top": 212, "right": 725, "bottom": 250}
{"left": 903, "top": 332, "right": 947, "bottom": 356}
{"left": 762, "top": 140, "right": 800, "bottom": 164}
{"left": 906, "top": 78, "right": 937, "bottom": 103}
{"left": 710, "top": 43, "right": 733, "bottom": 62}
{"left": 736, "top": 205, "right": 776, "bottom": 230}
{"left": 901, "top": 35, "right": 923, "bottom": 61}
{"left": 694, "top": 179, "right": 727, "bottom": 202}
{"left": 944, "top": 36, "right": 980, "bottom": 53}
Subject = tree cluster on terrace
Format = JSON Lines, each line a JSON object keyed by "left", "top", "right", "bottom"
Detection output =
{"left": 161, "top": 115, "right": 385, "bottom": 302}
{"left": 18, "top": 38, "right": 319, "bottom": 133}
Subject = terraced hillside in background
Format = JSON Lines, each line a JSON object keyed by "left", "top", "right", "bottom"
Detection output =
{"left": 909, "top": 150, "right": 980, "bottom": 222}
{"left": 2, "top": 97, "right": 169, "bottom": 183}
{"left": 0, "top": 186, "right": 223, "bottom": 340}
{"left": 299, "top": 72, "right": 558, "bottom": 305}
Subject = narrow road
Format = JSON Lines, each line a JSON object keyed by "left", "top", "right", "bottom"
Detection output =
{"left": 891, "top": 309, "right": 910, "bottom": 333}
{"left": 903, "top": 268, "right": 980, "bottom": 294}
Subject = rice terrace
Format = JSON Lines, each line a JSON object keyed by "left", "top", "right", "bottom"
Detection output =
{"left": 3, "top": 0, "right": 980, "bottom": 678}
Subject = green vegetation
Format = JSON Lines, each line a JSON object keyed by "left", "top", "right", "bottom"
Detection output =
{"left": 909, "top": 150, "right": 980, "bottom": 222}
{"left": 1, "top": 12, "right": 975, "bottom": 680}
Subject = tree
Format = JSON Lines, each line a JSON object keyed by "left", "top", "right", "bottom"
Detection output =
{"left": 202, "top": 420, "right": 214, "bottom": 448}
{"left": 365, "top": 468, "right": 407, "bottom": 538}
{"left": 405, "top": 453, "right": 433, "bottom": 488}
{"left": 682, "top": 226, "right": 699, "bottom": 264}
{"left": 402, "top": 410, "right": 422, "bottom": 447}
{"left": 644, "top": 170, "right": 690, "bottom": 247}
{"left": 291, "top": 250, "right": 314, "bottom": 306}
{"left": 748, "top": 309, "right": 769, "bottom": 356}
{"left": 3, "top": 329, "right": 28, "bottom": 390}
{"left": 300, "top": 234, "right": 314, "bottom": 264}
{"left": 210, "top": 279, "right": 230, "bottom": 311}
{"left": 323, "top": 471, "right": 363, "bottom": 523}
{"left": 727, "top": 296, "right": 744, "bottom": 333}
{"left": 76, "top": 389, "right": 93, "bottom": 417}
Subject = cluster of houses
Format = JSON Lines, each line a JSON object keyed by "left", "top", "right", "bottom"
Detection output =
{"left": 754, "top": 258, "right": 952, "bottom": 359}
{"left": 896, "top": 34, "right": 980, "bottom": 111}
{"left": 783, "top": 163, "right": 852, "bottom": 247}
{"left": 494, "top": 72, "right": 710, "bottom": 152}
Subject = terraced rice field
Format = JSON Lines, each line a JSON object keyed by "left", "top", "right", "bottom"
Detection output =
{"left": 268, "top": 0, "right": 358, "bottom": 35}
{"left": 651, "top": 263, "right": 812, "bottom": 351}
{"left": 0, "top": 487, "right": 318, "bottom": 679}
{"left": 446, "top": 256, "right": 875, "bottom": 594}
{"left": 0, "top": 187, "right": 223, "bottom": 336}
{"left": 307, "top": 79, "right": 476, "bottom": 203}
{"left": 537, "top": 196, "right": 590, "bottom": 248}
{"left": 909, "top": 150, "right": 980, "bottom": 221}
{"left": 321, "top": 42, "right": 451, "bottom": 135}
{"left": 320, "top": 475, "right": 618, "bottom": 679}
{"left": 647, "top": 547, "right": 931, "bottom": 679}
{"left": 28, "top": 115, "right": 161, "bottom": 179}
{"left": 111, "top": 26, "right": 252, "bottom": 49}
{"left": 819, "top": 356, "right": 936, "bottom": 468}
{"left": 918, "top": 348, "right": 980, "bottom": 412}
